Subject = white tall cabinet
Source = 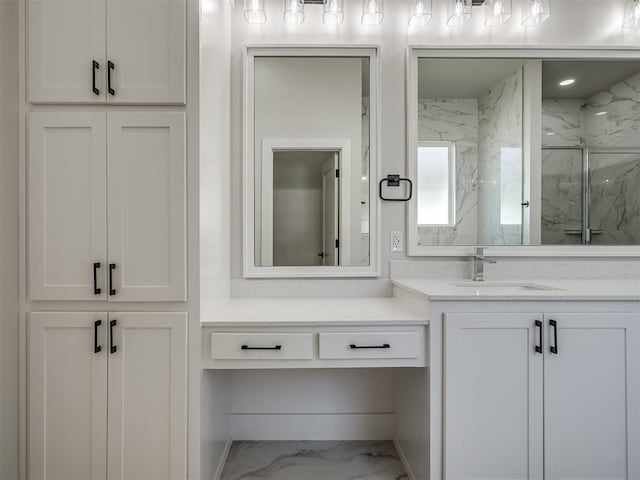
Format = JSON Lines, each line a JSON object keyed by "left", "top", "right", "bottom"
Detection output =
{"left": 29, "top": 312, "right": 188, "bottom": 480}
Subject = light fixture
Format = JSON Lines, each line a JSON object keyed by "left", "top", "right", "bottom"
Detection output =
{"left": 409, "top": 0, "right": 432, "bottom": 26}
{"left": 623, "top": 0, "right": 640, "bottom": 28}
{"left": 522, "top": 0, "right": 550, "bottom": 26}
{"left": 244, "top": 0, "right": 267, "bottom": 23}
{"left": 559, "top": 78, "right": 575, "bottom": 87}
{"left": 284, "top": 0, "right": 304, "bottom": 24}
{"left": 484, "top": 0, "right": 511, "bottom": 25}
{"left": 323, "top": 0, "right": 344, "bottom": 24}
{"left": 362, "top": 0, "right": 384, "bottom": 25}
{"left": 447, "top": 0, "right": 472, "bottom": 26}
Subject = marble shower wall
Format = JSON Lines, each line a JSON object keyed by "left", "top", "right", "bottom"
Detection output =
{"left": 417, "top": 98, "right": 479, "bottom": 245}
{"left": 477, "top": 67, "right": 524, "bottom": 245}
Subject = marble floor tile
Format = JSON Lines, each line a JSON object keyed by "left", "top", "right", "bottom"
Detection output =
{"left": 219, "top": 440, "right": 409, "bottom": 480}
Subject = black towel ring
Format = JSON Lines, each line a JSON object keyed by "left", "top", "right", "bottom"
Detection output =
{"left": 379, "top": 175, "right": 413, "bottom": 202}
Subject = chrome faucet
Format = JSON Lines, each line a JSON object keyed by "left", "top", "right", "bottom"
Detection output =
{"left": 472, "top": 247, "right": 496, "bottom": 282}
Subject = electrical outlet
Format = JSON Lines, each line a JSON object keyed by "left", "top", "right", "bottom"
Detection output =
{"left": 391, "top": 231, "right": 403, "bottom": 252}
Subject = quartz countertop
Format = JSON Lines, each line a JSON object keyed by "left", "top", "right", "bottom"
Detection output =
{"left": 392, "top": 278, "right": 640, "bottom": 301}
{"left": 201, "top": 297, "right": 428, "bottom": 327}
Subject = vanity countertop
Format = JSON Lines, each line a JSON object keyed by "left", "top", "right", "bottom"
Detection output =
{"left": 392, "top": 278, "right": 640, "bottom": 301}
{"left": 201, "top": 297, "right": 429, "bottom": 327}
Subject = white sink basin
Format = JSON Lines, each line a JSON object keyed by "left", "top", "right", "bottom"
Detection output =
{"left": 449, "top": 282, "right": 561, "bottom": 292}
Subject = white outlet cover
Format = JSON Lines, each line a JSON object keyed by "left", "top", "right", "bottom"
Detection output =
{"left": 391, "top": 231, "right": 403, "bottom": 252}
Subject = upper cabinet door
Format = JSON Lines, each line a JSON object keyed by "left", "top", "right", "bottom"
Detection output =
{"left": 29, "top": 112, "right": 107, "bottom": 300}
{"left": 28, "top": 0, "right": 106, "bottom": 103}
{"left": 544, "top": 313, "right": 640, "bottom": 480}
{"left": 107, "top": 112, "right": 186, "bottom": 302}
{"left": 106, "top": 0, "right": 185, "bottom": 104}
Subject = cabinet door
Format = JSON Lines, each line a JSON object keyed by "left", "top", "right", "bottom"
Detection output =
{"left": 444, "top": 313, "right": 544, "bottom": 480}
{"left": 29, "top": 312, "right": 108, "bottom": 480}
{"left": 29, "top": 113, "right": 107, "bottom": 300}
{"left": 105, "top": 0, "right": 185, "bottom": 104}
{"left": 107, "top": 312, "right": 187, "bottom": 480}
{"left": 107, "top": 112, "right": 186, "bottom": 301}
{"left": 28, "top": 0, "right": 106, "bottom": 103}
{"left": 544, "top": 313, "right": 640, "bottom": 480}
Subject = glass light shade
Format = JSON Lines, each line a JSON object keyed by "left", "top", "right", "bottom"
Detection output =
{"left": 323, "top": 0, "right": 344, "bottom": 24}
{"left": 485, "top": 0, "right": 511, "bottom": 25}
{"left": 522, "top": 0, "right": 550, "bottom": 26}
{"left": 409, "top": 0, "right": 432, "bottom": 26}
{"left": 447, "top": 0, "right": 472, "bottom": 26}
{"left": 623, "top": 0, "right": 640, "bottom": 28}
{"left": 362, "top": 0, "right": 384, "bottom": 25}
{"left": 244, "top": 0, "right": 267, "bottom": 23}
{"left": 284, "top": 0, "right": 304, "bottom": 24}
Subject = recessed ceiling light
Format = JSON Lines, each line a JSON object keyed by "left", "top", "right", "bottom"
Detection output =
{"left": 559, "top": 78, "right": 576, "bottom": 87}
{"left": 546, "top": 131, "right": 556, "bottom": 136}
{"left": 595, "top": 111, "right": 608, "bottom": 116}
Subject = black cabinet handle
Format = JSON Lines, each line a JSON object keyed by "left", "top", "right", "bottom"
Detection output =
{"left": 349, "top": 344, "right": 391, "bottom": 349}
{"left": 94, "top": 320, "right": 102, "bottom": 354}
{"left": 110, "top": 319, "right": 117, "bottom": 354}
{"left": 535, "top": 320, "right": 543, "bottom": 354}
{"left": 93, "top": 262, "right": 101, "bottom": 295}
{"left": 241, "top": 345, "right": 282, "bottom": 351}
{"left": 107, "top": 60, "right": 115, "bottom": 96}
{"left": 550, "top": 319, "right": 558, "bottom": 354}
{"left": 92, "top": 60, "right": 100, "bottom": 95}
{"left": 109, "top": 263, "right": 116, "bottom": 296}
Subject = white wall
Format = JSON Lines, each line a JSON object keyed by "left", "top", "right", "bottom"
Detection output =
{"left": 0, "top": 0, "right": 19, "bottom": 477}
{"left": 227, "top": 0, "right": 640, "bottom": 285}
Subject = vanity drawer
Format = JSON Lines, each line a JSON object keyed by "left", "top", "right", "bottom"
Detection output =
{"left": 318, "top": 331, "right": 420, "bottom": 360}
{"left": 211, "top": 332, "right": 314, "bottom": 360}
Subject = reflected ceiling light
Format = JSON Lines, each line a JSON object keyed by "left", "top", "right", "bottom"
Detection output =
{"left": 409, "top": 0, "right": 432, "bottom": 26}
{"left": 362, "top": 0, "right": 384, "bottom": 25}
{"left": 623, "top": 0, "right": 640, "bottom": 28}
{"left": 522, "top": 0, "right": 550, "bottom": 26}
{"left": 559, "top": 78, "right": 575, "bottom": 86}
{"left": 447, "top": 0, "right": 472, "bottom": 26}
{"left": 284, "top": 0, "right": 304, "bottom": 24}
{"left": 244, "top": 0, "right": 267, "bottom": 23}
{"left": 595, "top": 111, "right": 608, "bottom": 116}
{"left": 323, "top": 0, "right": 344, "bottom": 24}
{"left": 485, "top": 0, "right": 511, "bottom": 26}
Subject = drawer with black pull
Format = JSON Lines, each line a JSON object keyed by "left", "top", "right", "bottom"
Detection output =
{"left": 211, "top": 332, "right": 314, "bottom": 360}
{"left": 318, "top": 331, "right": 421, "bottom": 360}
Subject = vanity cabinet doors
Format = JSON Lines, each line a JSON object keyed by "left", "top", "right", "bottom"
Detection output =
{"left": 444, "top": 314, "right": 544, "bottom": 480}
{"left": 29, "top": 312, "right": 187, "bottom": 480}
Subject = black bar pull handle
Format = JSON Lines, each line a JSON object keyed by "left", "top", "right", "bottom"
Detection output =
{"left": 94, "top": 320, "right": 102, "bottom": 354}
{"left": 241, "top": 345, "right": 282, "bottom": 351}
{"left": 110, "top": 319, "right": 117, "bottom": 354}
{"left": 350, "top": 344, "right": 391, "bottom": 350}
{"left": 109, "top": 263, "right": 116, "bottom": 296}
{"left": 107, "top": 60, "right": 115, "bottom": 96}
{"left": 93, "top": 262, "right": 101, "bottom": 295}
{"left": 92, "top": 60, "right": 100, "bottom": 95}
{"left": 550, "top": 319, "right": 558, "bottom": 355}
{"left": 535, "top": 320, "right": 543, "bottom": 354}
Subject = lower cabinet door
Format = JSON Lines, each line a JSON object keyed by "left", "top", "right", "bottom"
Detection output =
{"left": 444, "top": 313, "right": 544, "bottom": 480}
{"left": 544, "top": 313, "right": 640, "bottom": 480}
{"left": 107, "top": 312, "right": 187, "bottom": 480}
{"left": 29, "top": 312, "right": 108, "bottom": 480}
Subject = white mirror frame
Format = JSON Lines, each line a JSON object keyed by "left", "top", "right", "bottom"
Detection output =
{"left": 243, "top": 46, "right": 381, "bottom": 278}
{"left": 407, "top": 46, "right": 640, "bottom": 257}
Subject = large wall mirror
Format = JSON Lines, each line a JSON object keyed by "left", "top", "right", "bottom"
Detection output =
{"left": 244, "top": 47, "right": 379, "bottom": 277}
{"left": 407, "top": 48, "right": 640, "bottom": 256}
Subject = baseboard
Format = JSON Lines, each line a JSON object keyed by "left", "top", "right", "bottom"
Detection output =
{"left": 394, "top": 438, "right": 417, "bottom": 480}
{"left": 212, "top": 438, "right": 233, "bottom": 480}
{"left": 230, "top": 413, "right": 396, "bottom": 441}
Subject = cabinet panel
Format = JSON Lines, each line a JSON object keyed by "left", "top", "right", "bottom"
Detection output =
{"left": 106, "top": 0, "right": 185, "bottom": 104}
{"left": 107, "top": 312, "right": 187, "bottom": 480}
{"left": 107, "top": 112, "right": 186, "bottom": 301}
{"left": 28, "top": 0, "right": 106, "bottom": 102}
{"left": 544, "top": 313, "right": 640, "bottom": 480}
{"left": 29, "top": 113, "right": 107, "bottom": 300}
{"left": 29, "top": 312, "right": 108, "bottom": 480}
{"left": 444, "top": 313, "right": 544, "bottom": 480}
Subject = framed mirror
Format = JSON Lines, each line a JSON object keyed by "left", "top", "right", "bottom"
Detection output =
{"left": 244, "top": 47, "right": 380, "bottom": 277}
{"left": 407, "top": 48, "right": 640, "bottom": 257}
